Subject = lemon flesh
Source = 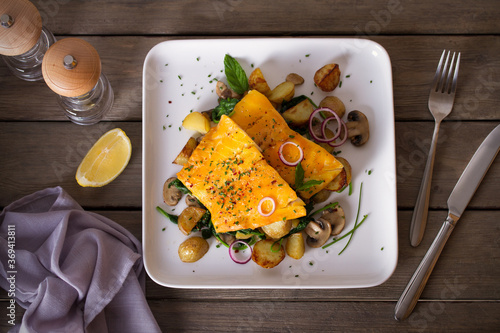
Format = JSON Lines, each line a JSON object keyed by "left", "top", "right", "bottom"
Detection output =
{"left": 76, "top": 128, "right": 132, "bottom": 187}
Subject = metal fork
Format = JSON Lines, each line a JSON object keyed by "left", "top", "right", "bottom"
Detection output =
{"left": 409, "top": 50, "right": 461, "bottom": 247}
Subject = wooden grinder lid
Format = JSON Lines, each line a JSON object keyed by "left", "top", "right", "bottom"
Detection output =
{"left": 42, "top": 38, "right": 102, "bottom": 97}
{"left": 0, "top": 0, "right": 42, "bottom": 56}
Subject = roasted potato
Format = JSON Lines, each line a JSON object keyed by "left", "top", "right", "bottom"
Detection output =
{"left": 249, "top": 68, "right": 272, "bottom": 96}
{"left": 173, "top": 137, "right": 198, "bottom": 166}
{"left": 252, "top": 239, "right": 285, "bottom": 269}
{"left": 314, "top": 63, "right": 341, "bottom": 92}
{"left": 178, "top": 237, "right": 209, "bottom": 263}
{"left": 285, "top": 232, "right": 305, "bottom": 260}
{"left": 178, "top": 206, "right": 206, "bottom": 235}
{"left": 325, "top": 157, "right": 352, "bottom": 191}
{"left": 182, "top": 111, "right": 211, "bottom": 134}
{"left": 282, "top": 99, "right": 315, "bottom": 127}
{"left": 267, "top": 81, "right": 295, "bottom": 104}
{"left": 235, "top": 231, "right": 253, "bottom": 239}
{"left": 286, "top": 73, "right": 305, "bottom": 85}
{"left": 319, "top": 96, "right": 346, "bottom": 119}
{"left": 261, "top": 219, "right": 292, "bottom": 239}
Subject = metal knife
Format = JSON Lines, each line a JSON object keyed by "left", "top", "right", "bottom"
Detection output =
{"left": 394, "top": 124, "right": 500, "bottom": 321}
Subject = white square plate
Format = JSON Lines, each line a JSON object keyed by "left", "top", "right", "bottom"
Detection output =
{"left": 142, "top": 38, "right": 398, "bottom": 288}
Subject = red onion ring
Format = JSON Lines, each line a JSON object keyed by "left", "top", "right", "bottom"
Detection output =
{"left": 278, "top": 141, "right": 304, "bottom": 166}
{"left": 229, "top": 240, "right": 252, "bottom": 264}
{"left": 308, "top": 107, "right": 342, "bottom": 143}
{"left": 328, "top": 120, "right": 348, "bottom": 147}
{"left": 258, "top": 197, "right": 276, "bottom": 216}
{"left": 321, "top": 116, "right": 342, "bottom": 142}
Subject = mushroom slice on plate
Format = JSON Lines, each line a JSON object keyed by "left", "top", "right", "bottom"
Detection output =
{"left": 319, "top": 205, "right": 346, "bottom": 236}
{"left": 304, "top": 219, "right": 332, "bottom": 248}
{"left": 185, "top": 194, "right": 202, "bottom": 207}
{"left": 346, "top": 110, "right": 369, "bottom": 146}
{"left": 163, "top": 177, "right": 182, "bottom": 206}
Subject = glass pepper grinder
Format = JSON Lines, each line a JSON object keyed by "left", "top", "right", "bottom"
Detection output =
{"left": 42, "top": 38, "right": 114, "bottom": 125}
{"left": 0, "top": 0, "right": 56, "bottom": 81}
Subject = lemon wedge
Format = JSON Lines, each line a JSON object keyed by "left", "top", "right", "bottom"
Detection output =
{"left": 76, "top": 128, "right": 132, "bottom": 187}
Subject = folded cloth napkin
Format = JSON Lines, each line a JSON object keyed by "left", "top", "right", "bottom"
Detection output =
{"left": 0, "top": 187, "right": 161, "bottom": 333}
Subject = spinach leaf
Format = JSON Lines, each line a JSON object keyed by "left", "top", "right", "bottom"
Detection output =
{"left": 212, "top": 97, "right": 239, "bottom": 123}
{"left": 156, "top": 206, "right": 178, "bottom": 224}
{"left": 224, "top": 54, "right": 249, "bottom": 94}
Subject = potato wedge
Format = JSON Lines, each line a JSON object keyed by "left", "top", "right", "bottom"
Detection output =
{"left": 314, "top": 63, "right": 341, "bottom": 92}
{"left": 267, "top": 81, "right": 295, "bottom": 104}
{"left": 249, "top": 68, "right": 272, "bottom": 96}
{"left": 319, "top": 96, "right": 346, "bottom": 119}
{"left": 173, "top": 137, "right": 198, "bottom": 166}
{"left": 252, "top": 239, "right": 285, "bottom": 269}
{"left": 261, "top": 219, "right": 292, "bottom": 239}
{"left": 182, "top": 111, "right": 211, "bottom": 134}
{"left": 286, "top": 232, "right": 305, "bottom": 260}
{"left": 282, "top": 99, "right": 315, "bottom": 127}
{"left": 178, "top": 206, "right": 206, "bottom": 235}
{"left": 325, "top": 157, "right": 352, "bottom": 191}
{"left": 178, "top": 237, "right": 209, "bottom": 263}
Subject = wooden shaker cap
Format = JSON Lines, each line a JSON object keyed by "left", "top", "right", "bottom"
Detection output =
{"left": 42, "top": 38, "right": 102, "bottom": 97}
{"left": 0, "top": 0, "right": 42, "bottom": 56}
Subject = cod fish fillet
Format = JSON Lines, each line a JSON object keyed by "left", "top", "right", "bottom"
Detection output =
{"left": 177, "top": 115, "right": 306, "bottom": 233}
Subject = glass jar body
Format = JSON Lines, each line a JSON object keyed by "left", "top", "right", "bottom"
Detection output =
{"left": 58, "top": 73, "right": 114, "bottom": 125}
{"left": 2, "top": 27, "right": 56, "bottom": 81}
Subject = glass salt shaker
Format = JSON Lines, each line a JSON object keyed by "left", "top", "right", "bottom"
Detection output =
{"left": 42, "top": 38, "right": 114, "bottom": 125}
{"left": 0, "top": 0, "right": 56, "bottom": 81}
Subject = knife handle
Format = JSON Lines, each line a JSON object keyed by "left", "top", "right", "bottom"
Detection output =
{"left": 395, "top": 215, "right": 456, "bottom": 321}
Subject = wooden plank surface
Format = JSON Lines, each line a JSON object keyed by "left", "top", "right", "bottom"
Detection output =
{"left": 1, "top": 36, "right": 500, "bottom": 122}
{"left": 31, "top": 0, "right": 500, "bottom": 36}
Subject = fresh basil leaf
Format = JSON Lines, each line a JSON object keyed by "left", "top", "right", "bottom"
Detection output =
{"left": 224, "top": 54, "right": 249, "bottom": 95}
{"left": 295, "top": 162, "right": 305, "bottom": 187}
{"left": 297, "top": 179, "right": 324, "bottom": 191}
{"left": 212, "top": 97, "right": 239, "bottom": 123}
{"left": 294, "top": 162, "right": 324, "bottom": 191}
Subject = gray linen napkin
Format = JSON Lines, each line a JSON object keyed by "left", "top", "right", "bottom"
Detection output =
{"left": 0, "top": 187, "right": 161, "bottom": 333}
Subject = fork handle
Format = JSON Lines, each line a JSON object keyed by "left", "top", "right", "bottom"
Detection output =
{"left": 410, "top": 122, "right": 441, "bottom": 247}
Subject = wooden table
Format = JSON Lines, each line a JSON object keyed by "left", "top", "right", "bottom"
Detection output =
{"left": 1, "top": 0, "right": 499, "bottom": 331}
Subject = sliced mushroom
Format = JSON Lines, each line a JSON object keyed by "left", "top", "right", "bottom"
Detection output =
{"left": 319, "top": 205, "right": 346, "bottom": 236}
{"left": 219, "top": 233, "right": 236, "bottom": 246}
{"left": 304, "top": 219, "right": 332, "bottom": 248}
{"left": 216, "top": 81, "right": 241, "bottom": 99}
{"left": 346, "top": 110, "right": 369, "bottom": 146}
{"left": 163, "top": 177, "right": 182, "bottom": 206}
{"left": 185, "top": 194, "right": 202, "bottom": 207}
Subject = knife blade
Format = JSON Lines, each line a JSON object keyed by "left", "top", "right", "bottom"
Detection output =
{"left": 395, "top": 124, "right": 500, "bottom": 321}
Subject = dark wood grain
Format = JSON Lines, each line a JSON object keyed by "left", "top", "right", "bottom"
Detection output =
{"left": 2, "top": 300, "right": 499, "bottom": 332}
{"left": 1, "top": 36, "right": 500, "bottom": 122}
{"left": 30, "top": 0, "right": 500, "bottom": 36}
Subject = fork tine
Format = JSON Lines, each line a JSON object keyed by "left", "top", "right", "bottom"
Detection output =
{"left": 437, "top": 51, "right": 451, "bottom": 93}
{"left": 431, "top": 50, "right": 446, "bottom": 91}
{"left": 450, "top": 52, "right": 461, "bottom": 95}
{"left": 443, "top": 52, "right": 456, "bottom": 94}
